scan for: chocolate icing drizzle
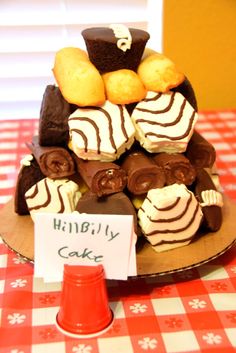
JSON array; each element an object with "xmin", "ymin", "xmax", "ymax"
[
  {"xmin": 136, "ymin": 98, "xmax": 187, "ymax": 128},
  {"xmin": 26, "ymin": 179, "xmax": 51, "ymax": 211},
  {"xmin": 70, "ymin": 116, "xmax": 101, "ymax": 154},
  {"xmin": 69, "ymin": 105, "xmax": 133, "ymax": 155},
  {"xmin": 70, "ymin": 128, "xmax": 88, "ymax": 152},
  {"xmin": 145, "ymin": 111, "xmax": 196, "ymax": 140},
  {"xmin": 147, "ymin": 192, "xmax": 193, "ymax": 223},
  {"xmin": 136, "ymin": 92, "xmax": 176, "ymax": 114},
  {"xmin": 146, "ymin": 202, "xmax": 201, "ymax": 238},
  {"xmin": 26, "ymin": 179, "xmax": 68, "ymax": 212},
  {"xmin": 152, "ymin": 196, "xmax": 181, "ymax": 211},
  {"xmin": 133, "ymin": 91, "xmax": 197, "ymax": 144}
]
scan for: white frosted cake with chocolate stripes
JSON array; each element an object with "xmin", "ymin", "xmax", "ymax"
[
  {"xmin": 138, "ymin": 184, "xmax": 203, "ymax": 252},
  {"xmin": 14, "ymin": 24, "xmax": 224, "ymax": 253},
  {"xmin": 131, "ymin": 91, "xmax": 198, "ymax": 153},
  {"xmin": 68, "ymin": 100, "xmax": 135, "ymax": 161}
]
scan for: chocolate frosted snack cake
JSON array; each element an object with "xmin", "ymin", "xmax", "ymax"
[
  {"xmin": 39, "ymin": 85, "xmax": 70, "ymax": 146},
  {"xmin": 14, "ymin": 24, "xmax": 224, "ymax": 253}
]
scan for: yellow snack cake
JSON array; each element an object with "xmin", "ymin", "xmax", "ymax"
[
  {"xmin": 138, "ymin": 53, "xmax": 185, "ymax": 93},
  {"xmin": 53, "ymin": 47, "xmax": 106, "ymax": 107},
  {"xmin": 103, "ymin": 69, "xmax": 146, "ymax": 104}
]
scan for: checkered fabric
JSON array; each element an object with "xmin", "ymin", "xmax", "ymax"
[{"xmin": 0, "ymin": 113, "xmax": 236, "ymax": 353}]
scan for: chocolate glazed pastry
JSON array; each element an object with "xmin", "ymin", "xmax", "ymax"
[
  {"xmin": 27, "ymin": 136, "xmax": 75, "ymax": 179},
  {"xmin": 171, "ymin": 76, "xmax": 198, "ymax": 111},
  {"xmin": 152, "ymin": 153, "xmax": 196, "ymax": 186},
  {"xmin": 185, "ymin": 130, "xmax": 216, "ymax": 169},
  {"xmin": 73, "ymin": 155, "xmax": 127, "ymax": 197},
  {"xmin": 14, "ymin": 158, "xmax": 45, "ymax": 215},
  {"xmin": 121, "ymin": 150, "xmax": 166, "ymax": 194},
  {"xmin": 194, "ymin": 168, "xmax": 222, "ymax": 232},
  {"xmin": 39, "ymin": 85, "xmax": 70, "ymax": 146},
  {"xmin": 76, "ymin": 191, "xmax": 138, "ymax": 233}
]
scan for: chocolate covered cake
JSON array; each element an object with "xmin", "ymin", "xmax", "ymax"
[{"xmin": 14, "ymin": 24, "xmax": 223, "ymax": 253}]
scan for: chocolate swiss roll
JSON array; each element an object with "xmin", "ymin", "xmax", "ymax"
[
  {"xmin": 15, "ymin": 157, "xmax": 45, "ymax": 215},
  {"xmin": 121, "ymin": 150, "xmax": 165, "ymax": 195},
  {"xmin": 152, "ymin": 153, "xmax": 196, "ymax": 186},
  {"xmin": 82, "ymin": 26, "xmax": 150, "ymax": 74},
  {"xmin": 39, "ymin": 85, "xmax": 70, "ymax": 146},
  {"xmin": 194, "ymin": 168, "xmax": 223, "ymax": 232},
  {"xmin": 185, "ymin": 130, "xmax": 216, "ymax": 169},
  {"xmin": 73, "ymin": 156, "xmax": 127, "ymax": 197},
  {"xmin": 27, "ymin": 136, "xmax": 75, "ymax": 179}
]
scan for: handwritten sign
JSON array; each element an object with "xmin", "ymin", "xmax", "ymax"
[{"xmin": 34, "ymin": 213, "xmax": 136, "ymax": 281}]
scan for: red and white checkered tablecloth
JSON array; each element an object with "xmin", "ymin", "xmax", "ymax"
[{"xmin": 0, "ymin": 112, "xmax": 236, "ymax": 353}]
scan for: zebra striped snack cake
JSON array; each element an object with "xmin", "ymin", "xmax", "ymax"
[
  {"xmin": 131, "ymin": 91, "xmax": 198, "ymax": 153},
  {"xmin": 138, "ymin": 184, "xmax": 203, "ymax": 252},
  {"xmin": 68, "ymin": 100, "xmax": 135, "ymax": 162},
  {"xmin": 25, "ymin": 177, "xmax": 81, "ymax": 221}
]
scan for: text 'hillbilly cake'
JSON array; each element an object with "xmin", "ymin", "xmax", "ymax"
[{"xmin": 14, "ymin": 24, "xmax": 223, "ymax": 253}]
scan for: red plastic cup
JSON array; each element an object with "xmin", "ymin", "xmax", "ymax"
[{"xmin": 56, "ymin": 264, "xmax": 113, "ymax": 338}]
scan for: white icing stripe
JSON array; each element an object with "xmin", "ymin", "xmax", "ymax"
[
  {"xmin": 109, "ymin": 24, "xmax": 132, "ymax": 52},
  {"xmin": 200, "ymin": 189, "xmax": 223, "ymax": 207}
]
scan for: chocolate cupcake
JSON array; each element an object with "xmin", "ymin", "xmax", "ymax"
[{"xmin": 82, "ymin": 25, "xmax": 150, "ymax": 74}]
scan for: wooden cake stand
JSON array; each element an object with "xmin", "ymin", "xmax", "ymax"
[{"xmin": 0, "ymin": 197, "xmax": 236, "ymax": 277}]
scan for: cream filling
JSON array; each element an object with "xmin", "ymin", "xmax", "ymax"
[
  {"xmin": 200, "ymin": 189, "xmax": 223, "ymax": 207},
  {"xmin": 109, "ymin": 24, "xmax": 132, "ymax": 52},
  {"xmin": 20, "ymin": 154, "xmax": 33, "ymax": 166}
]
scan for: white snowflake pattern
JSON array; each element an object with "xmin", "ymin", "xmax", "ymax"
[
  {"xmin": 72, "ymin": 344, "xmax": 92, "ymax": 353},
  {"xmin": 12, "ymin": 256, "xmax": 26, "ymax": 265},
  {"xmin": 202, "ymin": 333, "xmax": 222, "ymax": 345},
  {"xmin": 10, "ymin": 279, "xmax": 27, "ymax": 288},
  {"xmin": 188, "ymin": 298, "xmax": 207, "ymax": 309},
  {"xmin": 7, "ymin": 313, "xmax": 26, "ymax": 325},
  {"xmin": 138, "ymin": 337, "xmax": 158, "ymax": 350},
  {"xmin": 130, "ymin": 303, "xmax": 148, "ymax": 314}
]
